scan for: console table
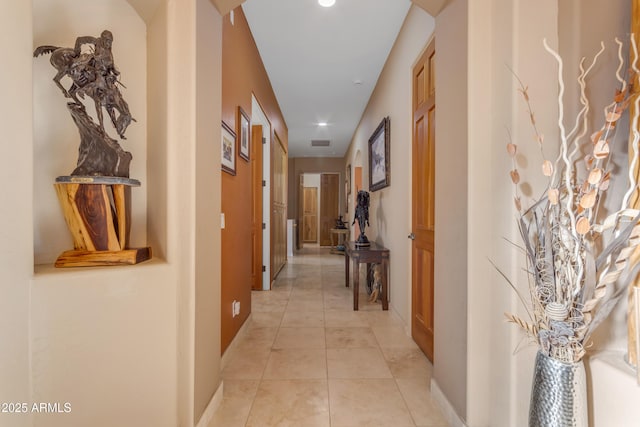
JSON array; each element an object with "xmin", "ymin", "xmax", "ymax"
[
  {"xmin": 330, "ymin": 228, "xmax": 350, "ymax": 255},
  {"xmin": 344, "ymin": 242, "xmax": 389, "ymax": 310}
]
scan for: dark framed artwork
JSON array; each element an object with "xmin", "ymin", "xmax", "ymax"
[
  {"xmin": 345, "ymin": 180, "xmax": 349, "ymax": 214},
  {"xmin": 221, "ymin": 121, "xmax": 236, "ymax": 175},
  {"xmin": 368, "ymin": 116, "xmax": 390, "ymax": 192},
  {"xmin": 237, "ymin": 106, "xmax": 250, "ymax": 161},
  {"xmin": 345, "ymin": 164, "xmax": 351, "ymax": 213}
]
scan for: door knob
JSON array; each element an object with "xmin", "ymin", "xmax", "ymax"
[{"xmin": 408, "ymin": 233, "xmax": 415, "ymax": 240}]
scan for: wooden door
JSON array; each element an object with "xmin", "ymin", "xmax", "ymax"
[
  {"xmin": 271, "ymin": 133, "xmax": 287, "ymax": 279},
  {"xmin": 319, "ymin": 173, "xmax": 339, "ymax": 246},
  {"xmin": 297, "ymin": 174, "xmax": 304, "ymax": 249},
  {"xmin": 302, "ymin": 187, "xmax": 318, "ymax": 242},
  {"xmin": 251, "ymin": 125, "xmax": 263, "ymax": 291},
  {"xmin": 411, "ymin": 40, "xmax": 435, "ymax": 362}
]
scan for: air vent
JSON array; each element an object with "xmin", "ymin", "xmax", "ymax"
[{"xmin": 311, "ymin": 140, "xmax": 331, "ymax": 147}]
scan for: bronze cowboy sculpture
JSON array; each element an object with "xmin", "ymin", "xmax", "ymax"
[
  {"xmin": 34, "ymin": 30, "xmax": 135, "ymax": 177},
  {"xmin": 34, "ymin": 30, "xmax": 151, "ymax": 267}
]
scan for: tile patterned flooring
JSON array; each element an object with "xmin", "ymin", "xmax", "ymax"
[{"xmin": 209, "ymin": 249, "xmax": 449, "ymax": 427}]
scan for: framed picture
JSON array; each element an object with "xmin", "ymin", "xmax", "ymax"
[
  {"xmin": 221, "ymin": 121, "xmax": 236, "ymax": 175},
  {"xmin": 237, "ymin": 106, "xmax": 250, "ymax": 161},
  {"xmin": 345, "ymin": 164, "xmax": 351, "ymax": 213},
  {"xmin": 345, "ymin": 181, "xmax": 349, "ymax": 213},
  {"xmin": 368, "ymin": 116, "xmax": 390, "ymax": 192}
]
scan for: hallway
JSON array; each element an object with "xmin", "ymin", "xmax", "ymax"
[{"xmin": 209, "ymin": 249, "xmax": 448, "ymax": 426}]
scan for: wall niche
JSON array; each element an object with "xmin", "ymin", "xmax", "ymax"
[{"xmin": 32, "ymin": 0, "xmax": 168, "ymax": 268}]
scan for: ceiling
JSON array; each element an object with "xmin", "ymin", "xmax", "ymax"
[{"xmin": 242, "ymin": 0, "xmax": 412, "ymax": 158}]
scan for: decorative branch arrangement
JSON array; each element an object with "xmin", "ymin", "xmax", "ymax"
[{"xmin": 504, "ymin": 37, "xmax": 640, "ymax": 363}]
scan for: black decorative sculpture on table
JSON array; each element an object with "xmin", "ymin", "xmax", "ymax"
[
  {"xmin": 352, "ymin": 190, "xmax": 370, "ymax": 247},
  {"xmin": 335, "ymin": 215, "xmax": 347, "ymax": 229},
  {"xmin": 34, "ymin": 30, "xmax": 135, "ymax": 177}
]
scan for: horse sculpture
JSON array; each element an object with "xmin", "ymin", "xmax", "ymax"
[
  {"xmin": 34, "ymin": 30, "xmax": 135, "ymax": 177},
  {"xmin": 33, "ymin": 46, "xmax": 84, "ymax": 102},
  {"xmin": 33, "ymin": 30, "xmax": 134, "ymax": 140}
]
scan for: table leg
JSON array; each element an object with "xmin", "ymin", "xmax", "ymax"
[
  {"xmin": 345, "ymin": 252, "xmax": 350, "ymax": 287},
  {"xmin": 382, "ymin": 259, "xmax": 389, "ymax": 310},
  {"xmin": 353, "ymin": 259, "xmax": 360, "ymax": 310}
]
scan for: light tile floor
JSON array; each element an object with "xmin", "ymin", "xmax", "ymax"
[{"xmin": 209, "ymin": 248, "xmax": 449, "ymax": 427}]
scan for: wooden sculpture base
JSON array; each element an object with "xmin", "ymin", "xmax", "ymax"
[
  {"xmin": 55, "ymin": 248, "xmax": 152, "ymax": 268},
  {"xmin": 54, "ymin": 176, "xmax": 151, "ymax": 268}
]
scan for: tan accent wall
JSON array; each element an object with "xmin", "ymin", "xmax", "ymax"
[{"xmin": 221, "ymin": 6, "xmax": 287, "ymax": 353}]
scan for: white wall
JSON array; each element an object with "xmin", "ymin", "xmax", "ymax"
[
  {"xmin": 344, "ymin": 5, "xmax": 435, "ymax": 329},
  {"xmin": 194, "ymin": 0, "xmax": 223, "ymax": 421},
  {"xmin": 558, "ymin": 0, "xmax": 633, "ymax": 354},
  {"xmin": 0, "ymin": 1, "xmax": 33, "ymax": 427},
  {"xmin": 556, "ymin": 1, "xmax": 640, "ymax": 426},
  {"xmin": 461, "ymin": 0, "xmax": 564, "ymax": 424},
  {"xmin": 432, "ymin": 0, "xmax": 469, "ymax": 420}
]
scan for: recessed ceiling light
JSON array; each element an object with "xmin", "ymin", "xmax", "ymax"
[
  {"xmin": 318, "ymin": 122, "xmax": 328, "ymax": 127},
  {"xmin": 318, "ymin": 0, "xmax": 336, "ymax": 7}
]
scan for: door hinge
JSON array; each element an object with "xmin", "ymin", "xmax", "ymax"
[
  {"xmin": 262, "ymin": 137, "xmax": 266, "ymax": 145},
  {"xmin": 262, "ymin": 223, "xmax": 266, "ymax": 230},
  {"xmin": 262, "ymin": 265, "xmax": 266, "ymax": 272},
  {"xmin": 262, "ymin": 180, "xmax": 266, "ymax": 187}
]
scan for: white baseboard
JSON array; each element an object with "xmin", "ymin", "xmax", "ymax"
[
  {"xmin": 195, "ymin": 381, "xmax": 224, "ymax": 427},
  {"xmin": 197, "ymin": 310, "xmax": 255, "ymax": 426},
  {"xmin": 431, "ymin": 378, "xmax": 467, "ymax": 427}
]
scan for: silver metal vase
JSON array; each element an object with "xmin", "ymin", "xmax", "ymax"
[{"xmin": 529, "ymin": 351, "xmax": 587, "ymax": 427}]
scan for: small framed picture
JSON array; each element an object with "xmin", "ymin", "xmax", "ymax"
[
  {"xmin": 237, "ymin": 106, "xmax": 250, "ymax": 161},
  {"xmin": 368, "ymin": 116, "xmax": 390, "ymax": 192},
  {"xmin": 221, "ymin": 121, "xmax": 236, "ymax": 175}
]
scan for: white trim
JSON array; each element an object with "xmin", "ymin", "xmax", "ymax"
[
  {"xmin": 195, "ymin": 381, "xmax": 224, "ymax": 427},
  {"xmin": 431, "ymin": 378, "xmax": 467, "ymax": 427}
]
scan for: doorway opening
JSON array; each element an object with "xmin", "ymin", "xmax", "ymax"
[{"xmin": 298, "ymin": 172, "xmax": 340, "ymax": 249}]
